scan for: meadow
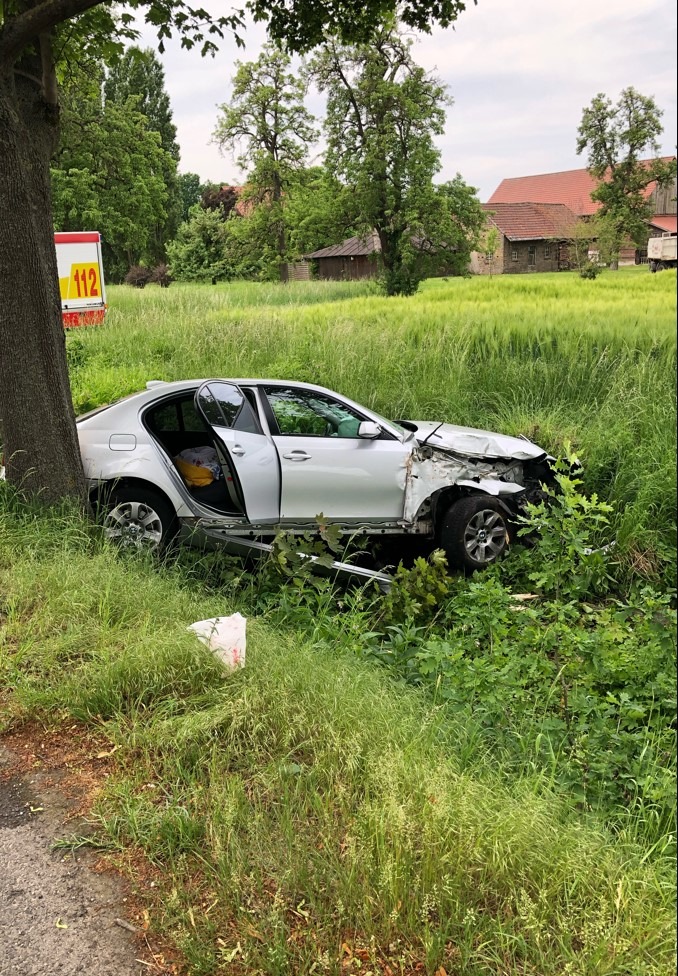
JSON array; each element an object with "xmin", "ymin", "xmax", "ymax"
[
  {"xmin": 69, "ymin": 268, "xmax": 677, "ymax": 576},
  {"xmin": 1, "ymin": 268, "xmax": 676, "ymax": 974}
]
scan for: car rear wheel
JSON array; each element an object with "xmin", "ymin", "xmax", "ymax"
[
  {"xmin": 102, "ymin": 487, "xmax": 177, "ymax": 553},
  {"xmin": 440, "ymin": 496, "xmax": 512, "ymax": 570}
]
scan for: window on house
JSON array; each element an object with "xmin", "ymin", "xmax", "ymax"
[
  {"xmin": 528, "ymin": 246, "xmax": 536, "ymax": 266},
  {"xmin": 544, "ymin": 244, "xmax": 551, "ymax": 259},
  {"xmin": 511, "ymin": 249, "xmax": 518, "ymax": 261}
]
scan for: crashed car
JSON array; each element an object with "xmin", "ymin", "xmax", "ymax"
[{"xmin": 76, "ymin": 378, "xmax": 554, "ymax": 580}]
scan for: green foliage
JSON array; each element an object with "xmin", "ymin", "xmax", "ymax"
[
  {"xmin": 51, "ymin": 64, "xmax": 173, "ymax": 280},
  {"xmin": 104, "ymin": 46, "xmax": 182, "ymax": 252},
  {"xmin": 576, "ymin": 87, "xmax": 677, "ymax": 261},
  {"xmin": 166, "ymin": 206, "xmax": 231, "ymax": 282},
  {"xmin": 2, "ymin": 478, "xmax": 676, "ymax": 974},
  {"xmin": 284, "ymin": 167, "xmax": 360, "ymax": 259},
  {"xmin": 516, "ymin": 450, "xmax": 614, "ymax": 600},
  {"xmin": 380, "ymin": 549, "xmax": 451, "ymax": 622},
  {"xmin": 311, "ymin": 24, "xmax": 483, "ymax": 296},
  {"xmin": 579, "ymin": 259, "xmax": 603, "ymax": 279},
  {"xmin": 177, "ymin": 172, "xmax": 205, "ymax": 223},
  {"xmin": 104, "ymin": 47, "xmax": 179, "ymax": 160},
  {"xmin": 212, "ymin": 44, "xmax": 318, "ymax": 269}
]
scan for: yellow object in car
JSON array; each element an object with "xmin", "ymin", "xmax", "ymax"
[{"xmin": 175, "ymin": 457, "xmax": 214, "ymax": 487}]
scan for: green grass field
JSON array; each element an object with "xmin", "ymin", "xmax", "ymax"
[
  {"xmin": 1, "ymin": 501, "xmax": 675, "ymax": 975},
  {"xmin": 1, "ymin": 268, "xmax": 675, "ymax": 974},
  {"xmin": 69, "ymin": 268, "xmax": 677, "ymax": 576}
]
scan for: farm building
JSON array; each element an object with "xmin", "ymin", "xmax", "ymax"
[
  {"xmin": 470, "ymin": 202, "xmax": 579, "ymax": 275},
  {"xmin": 304, "ymin": 232, "xmax": 381, "ymax": 280},
  {"xmin": 485, "ymin": 161, "xmax": 677, "ymax": 266}
]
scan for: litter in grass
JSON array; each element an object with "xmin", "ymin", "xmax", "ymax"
[{"xmin": 188, "ymin": 613, "xmax": 247, "ymax": 670}]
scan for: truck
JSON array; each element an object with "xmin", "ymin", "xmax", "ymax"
[
  {"xmin": 647, "ymin": 232, "xmax": 677, "ymax": 272},
  {"xmin": 55, "ymin": 231, "xmax": 107, "ymax": 327}
]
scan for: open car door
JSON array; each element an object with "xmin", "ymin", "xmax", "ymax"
[{"xmin": 195, "ymin": 381, "xmax": 280, "ymax": 523}]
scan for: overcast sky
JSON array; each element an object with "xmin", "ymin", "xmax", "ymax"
[{"xmin": 139, "ymin": 0, "xmax": 677, "ymax": 201}]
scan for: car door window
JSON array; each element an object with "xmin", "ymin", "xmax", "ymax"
[
  {"xmin": 264, "ymin": 386, "xmax": 364, "ymax": 438},
  {"xmin": 199, "ymin": 382, "xmax": 261, "ymax": 434}
]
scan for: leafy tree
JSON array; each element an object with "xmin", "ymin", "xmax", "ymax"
[
  {"xmin": 310, "ymin": 24, "xmax": 476, "ymax": 295},
  {"xmin": 0, "ymin": 0, "xmax": 470, "ymax": 504},
  {"xmin": 576, "ymin": 87, "xmax": 677, "ymax": 269},
  {"xmin": 104, "ymin": 46, "xmax": 182, "ymax": 257},
  {"xmin": 166, "ymin": 205, "xmax": 231, "ymax": 282},
  {"xmin": 284, "ymin": 167, "xmax": 359, "ymax": 258},
  {"xmin": 52, "ymin": 64, "xmax": 172, "ymax": 280},
  {"xmin": 213, "ymin": 44, "xmax": 319, "ymax": 278},
  {"xmin": 201, "ymin": 184, "xmax": 240, "ymax": 220},
  {"xmin": 104, "ymin": 46, "xmax": 179, "ymax": 160},
  {"xmin": 177, "ymin": 172, "xmax": 205, "ymax": 222}
]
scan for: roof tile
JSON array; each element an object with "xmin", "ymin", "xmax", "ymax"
[{"xmin": 483, "ymin": 202, "xmax": 578, "ymax": 241}]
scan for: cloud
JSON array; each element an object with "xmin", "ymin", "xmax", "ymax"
[{"xmin": 136, "ymin": 0, "xmax": 677, "ymax": 198}]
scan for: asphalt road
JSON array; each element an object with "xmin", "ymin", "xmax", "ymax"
[{"xmin": 0, "ymin": 748, "xmax": 143, "ymax": 976}]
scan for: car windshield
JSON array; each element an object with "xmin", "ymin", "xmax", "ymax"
[{"xmin": 368, "ymin": 409, "xmax": 410, "ymax": 439}]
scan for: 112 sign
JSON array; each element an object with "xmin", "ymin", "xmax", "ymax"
[{"xmin": 67, "ymin": 263, "xmax": 100, "ymax": 300}]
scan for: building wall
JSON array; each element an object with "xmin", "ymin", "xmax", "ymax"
[
  {"xmin": 500, "ymin": 238, "xmax": 563, "ymax": 274},
  {"xmin": 315, "ymin": 255, "xmax": 379, "ymax": 280},
  {"xmin": 651, "ymin": 177, "xmax": 677, "ymax": 216},
  {"xmin": 469, "ymin": 235, "xmax": 505, "ymax": 274}
]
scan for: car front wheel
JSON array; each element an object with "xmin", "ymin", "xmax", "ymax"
[
  {"xmin": 102, "ymin": 487, "xmax": 177, "ymax": 553},
  {"xmin": 440, "ymin": 496, "xmax": 512, "ymax": 570}
]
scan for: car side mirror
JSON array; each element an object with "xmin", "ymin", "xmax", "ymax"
[{"xmin": 358, "ymin": 421, "xmax": 381, "ymax": 439}]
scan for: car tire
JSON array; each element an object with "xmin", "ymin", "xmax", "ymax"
[
  {"xmin": 440, "ymin": 496, "xmax": 512, "ymax": 571},
  {"xmin": 102, "ymin": 486, "xmax": 177, "ymax": 553}
]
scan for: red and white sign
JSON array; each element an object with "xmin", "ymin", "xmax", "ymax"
[{"xmin": 55, "ymin": 231, "xmax": 107, "ymax": 328}]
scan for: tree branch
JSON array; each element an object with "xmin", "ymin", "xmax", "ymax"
[{"xmin": 0, "ymin": 0, "xmax": 103, "ymax": 66}]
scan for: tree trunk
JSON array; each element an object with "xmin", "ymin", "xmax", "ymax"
[{"xmin": 0, "ymin": 59, "xmax": 87, "ymax": 504}]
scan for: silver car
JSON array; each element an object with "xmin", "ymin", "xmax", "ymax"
[{"xmin": 77, "ymin": 378, "xmax": 554, "ymax": 578}]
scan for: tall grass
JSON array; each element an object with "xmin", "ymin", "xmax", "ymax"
[
  {"xmin": 1, "ymin": 495, "xmax": 675, "ymax": 975},
  {"xmin": 69, "ymin": 269, "xmax": 676, "ymax": 575}
]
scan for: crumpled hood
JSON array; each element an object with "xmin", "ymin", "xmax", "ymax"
[{"xmin": 408, "ymin": 421, "xmax": 547, "ymax": 461}]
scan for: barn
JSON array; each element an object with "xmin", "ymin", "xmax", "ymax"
[
  {"xmin": 485, "ymin": 161, "xmax": 677, "ymax": 266},
  {"xmin": 304, "ymin": 232, "xmax": 381, "ymax": 280},
  {"xmin": 470, "ymin": 202, "xmax": 578, "ymax": 275}
]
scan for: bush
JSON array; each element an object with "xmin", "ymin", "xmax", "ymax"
[
  {"xmin": 579, "ymin": 260, "xmax": 603, "ymax": 279},
  {"xmin": 124, "ymin": 265, "xmax": 152, "ymax": 288},
  {"xmin": 149, "ymin": 264, "xmax": 172, "ymax": 288}
]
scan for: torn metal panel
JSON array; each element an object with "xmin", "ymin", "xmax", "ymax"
[{"xmin": 403, "ymin": 447, "xmax": 525, "ymax": 523}]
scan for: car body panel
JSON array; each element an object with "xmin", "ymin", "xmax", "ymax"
[
  {"xmin": 210, "ymin": 425, "xmax": 280, "ymax": 522},
  {"xmin": 408, "ymin": 420, "xmax": 547, "ymax": 461},
  {"xmin": 274, "ymin": 433, "xmax": 410, "ymax": 520},
  {"xmin": 71, "ymin": 378, "xmax": 551, "ymax": 547}
]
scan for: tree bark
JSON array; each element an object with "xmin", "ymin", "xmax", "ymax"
[{"xmin": 0, "ymin": 47, "xmax": 87, "ymax": 504}]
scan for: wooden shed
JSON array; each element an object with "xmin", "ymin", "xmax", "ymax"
[{"xmin": 304, "ymin": 232, "xmax": 381, "ymax": 280}]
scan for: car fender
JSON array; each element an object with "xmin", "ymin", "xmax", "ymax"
[
  {"xmin": 82, "ymin": 445, "xmax": 194, "ymax": 517},
  {"xmin": 404, "ymin": 451, "xmax": 525, "ymax": 524}
]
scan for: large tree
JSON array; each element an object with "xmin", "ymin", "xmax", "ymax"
[
  {"xmin": 310, "ymin": 23, "xmax": 474, "ymax": 295},
  {"xmin": 52, "ymin": 62, "xmax": 172, "ymax": 279},
  {"xmin": 0, "ymin": 0, "xmax": 470, "ymax": 504},
  {"xmin": 212, "ymin": 43, "xmax": 318, "ymax": 278},
  {"xmin": 104, "ymin": 46, "xmax": 182, "ymax": 256},
  {"xmin": 576, "ymin": 87, "xmax": 676, "ymax": 268}
]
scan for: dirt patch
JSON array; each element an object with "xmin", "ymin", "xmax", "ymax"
[{"xmin": 0, "ymin": 723, "xmax": 179, "ymax": 976}]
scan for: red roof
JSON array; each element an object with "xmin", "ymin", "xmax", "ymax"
[
  {"xmin": 483, "ymin": 202, "xmax": 578, "ymax": 241},
  {"xmin": 488, "ymin": 159, "xmax": 675, "ymax": 217},
  {"xmin": 650, "ymin": 215, "xmax": 677, "ymax": 234}
]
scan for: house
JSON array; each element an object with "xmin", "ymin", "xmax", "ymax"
[
  {"xmin": 304, "ymin": 232, "xmax": 381, "ymax": 280},
  {"xmin": 470, "ymin": 202, "xmax": 579, "ymax": 275},
  {"xmin": 486, "ymin": 161, "xmax": 677, "ymax": 265}
]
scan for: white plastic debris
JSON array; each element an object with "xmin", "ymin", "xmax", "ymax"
[{"xmin": 188, "ymin": 613, "xmax": 246, "ymax": 670}]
